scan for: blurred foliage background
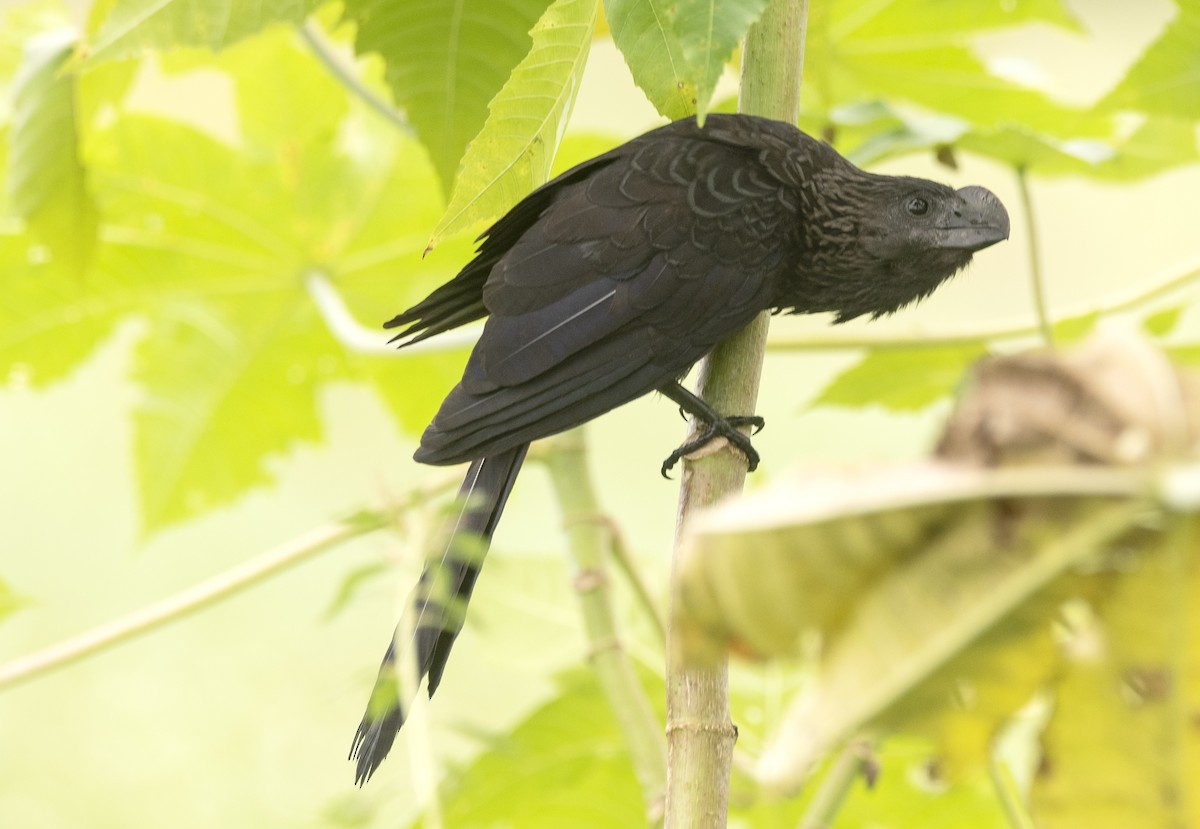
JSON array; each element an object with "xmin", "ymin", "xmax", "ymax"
[{"xmin": 0, "ymin": 0, "xmax": 1198, "ymax": 826}]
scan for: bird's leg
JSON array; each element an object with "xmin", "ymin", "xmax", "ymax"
[{"xmin": 657, "ymin": 381, "xmax": 764, "ymax": 477}]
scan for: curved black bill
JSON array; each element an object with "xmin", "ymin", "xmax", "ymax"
[{"xmin": 937, "ymin": 185, "xmax": 1010, "ymax": 251}]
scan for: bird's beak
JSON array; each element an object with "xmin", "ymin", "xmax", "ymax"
[{"xmin": 936, "ymin": 185, "xmax": 1010, "ymax": 251}]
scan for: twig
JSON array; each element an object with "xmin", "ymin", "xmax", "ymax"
[
  {"xmin": 990, "ymin": 759, "xmax": 1037, "ymax": 829},
  {"xmin": 539, "ymin": 429, "xmax": 668, "ymax": 824},
  {"xmin": 305, "ymin": 270, "xmax": 478, "ymax": 355},
  {"xmin": 297, "ymin": 21, "xmax": 414, "ymax": 136},
  {"xmin": 797, "ymin": 738, "xmax": 877, "ymax": 829},
  {"xmin": 601, "ymin": 514, "xmax": 668, "ymax": 645},
  {"xmin": 1016, "ymin": 167, "xmax": 1055, "ymax": 349},
  {"xmin": 0, "ymin": 514, "xmax": 388, "ymax": 691}
]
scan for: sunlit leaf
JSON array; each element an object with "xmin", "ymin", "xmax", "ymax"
[
  {"xmin": 222, "ymin": 29, "xmax": 348, "ymax": 149},
  {"xmin": 323, "ymin": 561, "xmax": 389, "ymax": 620},
  {"xmin": 1143, "ymin": 306, "xmax": 1183, "ymax": 337},
  {"xmin": 604, "ymin": 0, "xmax": 769, "ymax": 121},
  {"xmin": 677, "ymin": 456, "xmax": 1154, "ymax": 791},
  {"xmin": 1, "ymin": 32, "xmax": 466, "ymax": 530},
  {"xmin": 1168, "ymin": 345, "xmax": 1200, "ymax": 366},
  {"xmin": 813, "ymin": 344, "xmax": 987, "ymax": 412},
  {"xmin": 1, "ymin": 4, "xmax": 74, "ymax": 118},
  {"xmin": 730, "ymin": 736, "xmax": 1013, "ymax": 828},
  {"xmin": 957, "ymin": 118, "xmax": 1200, "ymax": 180},
  {"xmin": 7, "ymin": 30, "xmax": 97, "ymax": 275},
  {"xmin": 85, "ymin": 0, "xmax": 322, "ymax": 63},
  {"xmin": 1031, "ymin": 523, "xmax": 1200, "ymax": 828},
  {"xmin": 420, "ymin": 668, "xmax": 650, "ymax": 828},
  {"xmin": 804, "ymin": 0, "xmax": 1085, "ymax": 134},
  {"xmin": 813, "ymin": 101, "xmax": 1199, "ymax": 182},
  {"xmin": 1053, "ymin": 311, "xmax": 1098, "ymax": 343},
  {"xmin": 1103, "ymin": 4, "xmax": 1200, "ymax": 118},
  {"xmin": 343, "ymin": 0, "xmax": 551, "ymax": 196},
  {"xmin": 0, "ymin": 576, "xmax": 32, "ymax": 624},
  {"xmin": 430, "ymin": 0, "xmax": 597, "ymax": 247}
]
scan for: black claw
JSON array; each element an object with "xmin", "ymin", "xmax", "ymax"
[
  {"xmin": 661, "ymin": 454, "xmax": 680, "ymax": 479},
  {"xmin": 660, "ymin": 415, "xmax": 763, "ymax": 474},
  {"xmin": 657, "ymin": 382, "xmax": 765, "ymax": 475}
]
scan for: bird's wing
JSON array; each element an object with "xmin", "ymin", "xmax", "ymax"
[
  {"xmin": 382, "ymin": 154, "xmax": 620, "ymax": 345},
  {"xmin": 416, "ymin": 121, "xmax": 800, "ymax": 464}
]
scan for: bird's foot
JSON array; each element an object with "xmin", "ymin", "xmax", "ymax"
[{"xmin": 660, "ymin": 414, "xmax": 764, "ymax": 478}]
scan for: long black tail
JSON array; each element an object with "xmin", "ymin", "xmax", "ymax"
[{"xmin": 349, "ymin": 444, "xmax": 529, "ymax": 784}]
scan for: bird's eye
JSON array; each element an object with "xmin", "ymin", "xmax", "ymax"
[{"xmin": 905, "ymin": 196, "xmax": 929, "ymax": 216}]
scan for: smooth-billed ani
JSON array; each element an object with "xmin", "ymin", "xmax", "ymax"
[{"xmin": 350, "ymin": 114, "xmax": 1010, "ymax": 783}]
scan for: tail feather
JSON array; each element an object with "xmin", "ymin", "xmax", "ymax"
[{"xmin": 349, "ymin": 444, "xmax": 528, "ymax": 785}]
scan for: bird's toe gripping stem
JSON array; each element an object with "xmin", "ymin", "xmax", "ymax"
[
  {"xmin": 660, "ymin": 414, "xmax": 763, "ymax": 477},
  {"xmin": 658, "ymin": 382, "xmax": 765, "ymax": 477}
]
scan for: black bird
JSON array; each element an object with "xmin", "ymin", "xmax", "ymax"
[{"xmin": 350, "ymin": 114, "xmax": 1009, "ymax": 782}]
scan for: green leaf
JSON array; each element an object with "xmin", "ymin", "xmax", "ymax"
[
  {"xmin": 85, "ymin": 0, "xmax": 322, "ymax": 63},
  {"xmin": 804, "ymin": 0, "xmax": 1085, "ymax": 135},
  {"xmin": 1053, "ymin": 311, "xmax": 1099, "ymax": 343},
  {"xmin": 0, "ymin": 576, "xmax": 32, "ymax": 625},
  {"xmin": 957, "ymin": 118, "xmax": 1200, "ymax": 181},
  {"xmin": 604, "ymin": 0, "xmax": 769, "ymax": 121},
  {"xmin": 1168, "ymin": 344, "xmax": 1200, "ymax": 366},
  {"xmin": 420, "ymin": 668, "xmax": 650, "ymax": 828},
  {"xmin": 814, "ymin": 345, "xmax": 987, "ymax": 412},
  {"xmin": 131, "ymin": 290, "xmax": 332, "ymax": 527},
  {"xmin": 760, "ymin": 490, "xmax": 1145, "ymax": 791},
  {"xmin": 6, "ymin": 30, "xmax": 98, "ymax": 275},
  {"xmin": 1143, "ymin": 306, "xmax": 1183, "ymax": 337},
  {"xmin": 2, "ymin": 32, "xmax": 466, "ymax": 530},
  {"xmin": 1103, "ymin": 4, "xmax": 1200, "ymax": 118},
  {"xmin": 343, "ymin": 0, "xmax": 551, "ymax": 196},
  {"xmin": 223, "ymin": 29, "xmax": 349, "ymax": 149},
  {"xmin": 732, "ymin": 736, "xmax": 1014, "ymax": 829},
  {"xmin": 430, "ymin": 0, "xmax": 597, "ymax": 246},
  {"xmin": 816, "ymin": 100, "xmax": 1199, "ymax": 182},
  {"xmin": 677, "ymin": 457, "xmax": 1153, "ymax": 791},
  {"xmin": 1, "ymin": 4, "xmax": 74, "ymax": 116},
  {"xmin": 322, "ymin": 561, "xmax": 389, "ymax": 620},
  {"xmin": 1031, "ymin": 522, "xmax": 1200, "ymax": 828}
]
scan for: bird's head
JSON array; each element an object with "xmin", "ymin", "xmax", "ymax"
[
  {"xmin": 859, "ymin": 180, "xmax": 1009, "ymax": 265},
  {"xmin": 796, "ymin": 170, "xmax": 1010, "ymax": 322}
]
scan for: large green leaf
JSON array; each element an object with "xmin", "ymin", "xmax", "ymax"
[
  {"xmin": 813, "ymin": 344, "xmax": 987, "ymax": 412},
  {"xmin": 957, "ymin": 117, "xmax": 1200, "ymax": 180},
  {"xmin": 1103, "ymin": 3, "xmax": 1200, "ymax": 118},
  {"xmin": 827, "ymin": 101, "xmax": 1200, "ymax": 181},
  {"xmin": 6, "ymin": 30, "xmax": 97, "ymax": 275},
  {"xmin": 85, "ymin": 0, "xmax": 322, "ymax": 63},
  {"xmin": 677, "ymin": 456, "xmax": 1154, "ymax": 793},
  {"xmin": 410, "ymin": 669, "xmax": 649, "ymax": 828},
  {"xmin": 1, "ymin": 4, "xmax": 74, "ymax": 118},
  {"xmin": 1, "ymin": 33, "xmax": 465, "ymax": 530},
  {"xmin": 1031, "ymin": 521, "xmax": 1200, "ymax": 828},
  {"xmin": 604, "ymin": 0, "xmax": 770, "ymax": 121},
  {"xmin": 343, "ymin": 0, "xmax": 552, "ymax": 196},
  {"xmin": 804, "ymin": 0, "xmax": 1086, "ymax": 135},
  {"xmin": 430, "ymin": 0, "xmax": 597, "ymax": 246}
]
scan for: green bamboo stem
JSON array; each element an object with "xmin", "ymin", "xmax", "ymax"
[{"xmin": 664, "ymin": 2, "xmax": 809, "ymax": 826}]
